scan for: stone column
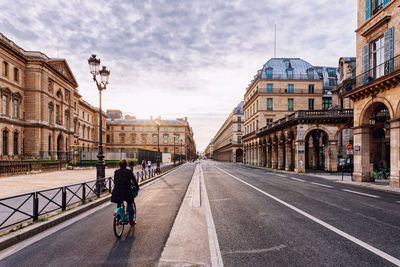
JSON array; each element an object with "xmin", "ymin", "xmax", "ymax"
[
  {"xmin": 285, "ymin": 141, "xmax": 293, "ymax": 171},
  {"xmin": 278, "ymin": 142, "xmax": 285, "ymax": 170},
  {"xmin": 272, "ymin": 143, "xmax": 278, "ymax": 169},
  {"xmin": 353, "ymin": 126, "xmax": 372, "ymax": 182},
  {"xmin": 390, "ymin": 120, "xmax": 400, "ymax": 187},
  {"xmin": 325, "ymin": 140, "xmax": 338, "ymax": 172},
  {"xmin": 294, "ymin": 140, "xmax": 305, "ymax": 173},
  {"xmin": 266, "ymin": 144, "xmax": 272, "ymax": 168},
  {"xmin": 263, "ymin": 143, "xmax": 267, "ymax": 167}
]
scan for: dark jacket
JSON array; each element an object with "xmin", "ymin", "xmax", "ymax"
[{"xmin": 111, "ymin": 168, "xmax": 139, "ymax": 203}]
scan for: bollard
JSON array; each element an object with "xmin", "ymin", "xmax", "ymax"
[
  {"xmin": 61, "ymin": 187, "xmax": 67, "ymax": 211},
  {"xmin": 108, "ymin": 178, "xmax": 112, "ymax": 193}
]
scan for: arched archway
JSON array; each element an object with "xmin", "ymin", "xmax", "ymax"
[
  {"xmin": 57, "ymin": 134, "xmax": 64, "ymax": 160},
  {"xmin": 278, "ymin": 133, "xmax": 286, "ymax": 170},
  {"xmin": 236, "ymin": 149, "xmax": 243, "ymax": 163},
  {"xmin": 305, "ymin": 129, "xmax": 328, "ymax": 171}
]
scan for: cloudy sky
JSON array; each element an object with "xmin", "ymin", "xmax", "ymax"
[{"xmin": 0, "ymin": 0, "xmax": 356, "ymax": 151}]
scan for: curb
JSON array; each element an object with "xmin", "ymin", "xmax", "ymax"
[{"xmin": 0, "ymin": 163, "xmax": 184, "ymax": 252}]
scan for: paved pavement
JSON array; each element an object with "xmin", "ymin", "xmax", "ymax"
[
  {"xmin": 0, "ymin": 164, "xmax": 172, "ymax": 198},
  {"xmin": 0, "ymin": 163, "xmax": 196, "ymax": 267},
  {"xmin": 1, "ymin": 160, "xmax": 399, "ymax": 266}
]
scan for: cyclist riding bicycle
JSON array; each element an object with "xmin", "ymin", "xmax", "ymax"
[{"xmin": 111, "ymin": 159, "xmax": 139, "ymax": 225}]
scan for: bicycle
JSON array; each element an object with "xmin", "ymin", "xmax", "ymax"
[
  {"xmin": 373, "ymin": 168, "xmax": 390, "ymax": 180},
  {"xmin": 113, "ymin": 201, "xmax": 136, "ymax": 238}
]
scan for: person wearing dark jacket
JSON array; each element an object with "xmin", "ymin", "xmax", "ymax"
[{"xmin": 111, "ymin": 159, "xmax": 139, "ymax": 225}]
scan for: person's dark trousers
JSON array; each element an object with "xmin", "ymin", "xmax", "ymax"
[{"xmin": 117, "ymin": 202, "xmax": 134, "ymax": 221}]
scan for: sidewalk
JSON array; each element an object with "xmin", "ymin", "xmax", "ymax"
[{"xmin": 0, "ymin": 163, "xmax": 173, "ymax": 199}]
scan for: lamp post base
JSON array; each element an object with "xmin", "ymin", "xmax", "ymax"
[{"xmin": 96, "ymin": 161, "xmax": 106, "ymax": 196}]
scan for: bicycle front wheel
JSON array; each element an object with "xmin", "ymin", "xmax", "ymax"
[{"xmin": 113, "ymin": 216, "xmax": 124, "ymax": 238}]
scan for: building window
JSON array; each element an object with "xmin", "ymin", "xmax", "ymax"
[
  {"xmin": 48, "ymin": 79, "xmax": 53, "ymax": 92},
  {"xmin": 287, "ymin": 84, "xmax": 294, "ymax": 93},
  {"xmin": 64, "ymin": 112, "xmax": 69, "ymax": 128},
  {"xmin": 2, "ymin": 61, "xmax": 8, "ymax": 77},
  {"xmin": 2, "ymin": 130, "xmax": 8, "ymax": 155},
  {"xmin": 307, "ymin": 69, "xmax": 314, "ymax": 80},
  {"xmin": 48, "ymin": 106, "xmax": 52, "ymax": 123},
  {"xmin": 238, "ymin": 125, "xmax": 242, "ymax": 131},
  {"xmin": 267, "ymin": 84, "xmax": 273, "ymax": 93},
  {"xmin": 175, "ymin": 147, "xmax": 179, "ymax": 153},
  {"xmin": 74, "ymin": 102, "xmax": 76, "ymax": 111},
  {"xmin": 55, "ymin": 105, "xmax": 60, "ymax": 125},
  {"xmin": 174, "ymin": 136, "xmax": 178, "ymax": 144},
  {"xmin": 328, "ymin": 78, "xmax": 336, "ymax": 86},
  {"xmin": 106, "ymin": 135, "xmax": 110, "ymax": 143},
  {"xmin": 308, "ymin": 99, "xmax": 314, "ymax": 110},
  {"xmin": 13, "ymin": 99, "xmax": 18, "ymax": 118},
  {"xmin": 13, "ymin": 132, "xmax": 18, "ymax": 155},
  {"xmin": 153, "ymin": 135, "xmax": 157, "ymax": 143},
  {"xmin": 266, "ymin": 118, "xmax": 273, "ymax": 125},
  {"xmin": 2, "ymin": 95, "xmax": 7, "ymax": 115},
  {"xmin": 322, "ymin": 98, "xmax": 332, "ymax": 110},
  {"xmin": 266, "ymin": 68, "xmax": 273, "ymax": 79},
  {"xmin": 288, "ymin": 99, "xmax": 294, "ymax": 111},
  {"xmin": 308, "ymin": 84, "xmax": 314, "ymax": 94},
  {"xmin": 164, "ymin": 148, "xmax": 168, "ymax": 153},
  {"xmin": 13, "ymin": 68, "xmax": 19, "ymax": 82},
  {"xmin": 48, "ymin": 135, "xmax": 51, "ymax": 152},
  {"xmin": 372, "ymin": 36, "xmax": 385, "ymax": 79},
  {"xmin": 121, "ymin": 126, "xmax": 124, "ymax": 130},
  {"xmin": 287, "ymin": 69, "xmax": 293, "ymax": 80},
  {"xmin": 267, "ymin": 98, "xmax": 273, "ymax": 110},
  {"xmin": 164, "ymin": 135, "xmax": 168, "ymax": 143},
  {"xmin": 238, "ymin": 136, "xmax": 242, "ymax": 144}
]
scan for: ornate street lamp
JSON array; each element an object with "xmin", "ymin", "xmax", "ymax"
[
  {"xmin": 88, "ymin": 54, "xmax": 110, "ymax": 195},
  {"xmin": 155, "ymin": 116, "xmax": 161, "ymax": 173}
]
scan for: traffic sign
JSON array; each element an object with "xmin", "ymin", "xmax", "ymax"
[{"xmin": 346, "ymin": 144, "xmax": 353, "ymax": 150}]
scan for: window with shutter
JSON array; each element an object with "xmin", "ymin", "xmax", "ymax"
[
  {"xmin": 365, "ymin": 0, "xmax": 371, "ymax": 20},
  {"xmin": 384, "ymin": 27, "xmax": 394, "ymax": 74},
  {"xmin": 362, "ymin": 44, "xmax": 370, "ymax": 84}
]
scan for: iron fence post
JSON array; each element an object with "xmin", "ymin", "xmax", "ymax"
[
  {"xmin": 33, "ymin": 192, "xmax": 39, "ymax": 221},
  {"xmin": 61, "ymin": 187, "xmax": 67, "ymax": 211},
  {"xmin": 82, "ymin": 183, "xmax": 86, "ymax": 204},
  {"xmin": 108, "ymin": 178, "xmax": 112, "ymax": 193}
]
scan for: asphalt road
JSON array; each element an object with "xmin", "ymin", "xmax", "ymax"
[
  {"xmin": 0, "ymin": 163, "xmax": 196, "ymax": 267},
  {"xmin": 202, "ymin": 161, "xmax": 400, "ymax": 267}
]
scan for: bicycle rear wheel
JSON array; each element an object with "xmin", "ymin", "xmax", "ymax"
[{"xmin": 113, "ymin": 216, "xmax": 124, "ymax": 238}]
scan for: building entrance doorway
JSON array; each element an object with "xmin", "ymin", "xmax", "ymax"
[
  {"xmin": 236, "ymin": 149, "xmax": 243, "ymax": 163},
  {"xmin": 305, "ymin": 129, "xmax": 328, "ymax": 171}
]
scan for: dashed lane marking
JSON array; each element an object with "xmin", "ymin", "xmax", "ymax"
[
  {"xmin": 275, "ymin": 174, "xmax": 287, "ymax": 177},
  {"xmin": 310, "ymin": 182, "xmax": 334, "ymax": 188},
  {"xmin": 396, "ymin": 201, "xmax": 400, "ymax": 204},
  {"xmin": 341, "ymin": 189, "xmax": 380, "ymax": 198},
  {"xmin": 290, "ymin": 177, "xmax": 306, "ymax": 183},
  {"xmin": 215, "ymin": 166, "xmax": 400, "ymax": 267}
]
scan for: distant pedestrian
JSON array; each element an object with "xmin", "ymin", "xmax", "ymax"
[
  {"xmin": 129, "ymin": 160, "xmax": 135, "ymax": 171},
  {"xmin": 142, "ymin": 159, "xmax": 146, "ymax": 170},
  {"xmin": 147, "ymin": 160, "xmax": 151, "ymax": 171},
  {"xmin": 299, "ymin": 159, "xmax": 304, "ymax": 172}
]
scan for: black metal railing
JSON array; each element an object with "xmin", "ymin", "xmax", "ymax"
[
  {"xmin": 242, "ymin": 131, "xmax": 256, "ymax": 140},
  {"xmin": 354, "ymin": 55, "xmax": 400, "ymax": 90},
  {"xmin": 0, "ymin": 162, "xmax": 182, "ymax": 232}
]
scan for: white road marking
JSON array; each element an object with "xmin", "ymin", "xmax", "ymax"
[
  {"xmin": 341, "ymin": 189, "xmax": 380, "ymax": 198},
  {"xmin": 290, "ymin": 177, "xmax": 306, "ymax": 183},
  {"xmin": 275, "ymin": 174, "xmax": 286, "ymax": 177},
  {"xmin": 223, "ymin": 244, "xmax": 286, "ymax": 255},
  {"xmin": 310, "ymin": 182, "xmax": 334, "ymax": 188},
  {"xmin": 215, "ymin": 166, "xmax": 400, "ymax": 267},
  {"xmin": 200, "ymin": 164, "xmax": 224, "ymax": 267},
  {"xmin": 396, "ymin": 201, "xmax": 400, "ymax": 204}
]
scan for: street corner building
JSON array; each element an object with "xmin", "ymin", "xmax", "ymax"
[
  {"xmin": 0, "ymin": 33, "xmax": 106, "ymax": 161},
  {"xmin": 343, "ymin": 0, "xmax": 400, "ymax": 187},
  {"xmin": 105, "ymin": 110, "xmax": 197, "ymax": 162},
  {"xmin": 208, "ymin": 101, "xmax": 244, "ymax": 162},
  {"xmin": 241, "ymin": 57, "xmax": 355, "ymax": 174}
]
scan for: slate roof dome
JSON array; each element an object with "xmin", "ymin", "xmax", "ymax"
[{"xmin": 260, "ymin": 58, "xmax": 319, "ymax": 79}]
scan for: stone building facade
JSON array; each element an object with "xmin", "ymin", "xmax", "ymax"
[
  {"xmin": 204, "ymin": 139, "xmax": 213, "ymax": 159},
  {"xmin": 344, "ymin": 0, "xmax": 400, "ymax": 187},
  {"xmin": 242, "ymin": 58, "xmax": 342, "ymax": 170},
  {"xmin": 0, "ymin": 33, "xmax": 104, "ymax": 160},
  {"xmin": 211, "ymin": 101, "xmax": 244, "ymax": 162},
  {"xmin": 105, "ymin": 110, "xmax": 197, "ymax": 161}
]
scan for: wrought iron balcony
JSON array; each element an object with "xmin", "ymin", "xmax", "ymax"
[{"xmin": 345, "ymin": 55, "xmax": 400, "ymax": 101}]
